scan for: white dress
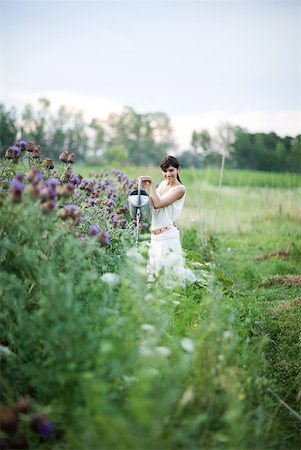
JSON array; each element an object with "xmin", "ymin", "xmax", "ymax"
[{"xmin": 147, "ymin": 181, "xmax": 193, "ymax": 283}]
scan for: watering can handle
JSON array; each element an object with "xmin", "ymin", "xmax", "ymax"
[{"xmin": 137, "ymin": 177, "xmax": 142, "ymax": 206}]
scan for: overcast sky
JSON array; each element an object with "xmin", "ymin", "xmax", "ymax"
[{"xmin": 0, "ymin": 0, "xmax": 300, "ymax": 149}]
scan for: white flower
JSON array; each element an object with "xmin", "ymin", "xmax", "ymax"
[
  {"xmin": 139, "ymin": 343, "xmax": 153, "ymax": 356},
  {"xmin": 172, "ymin": 300, "xmax": 181, "ymax": 305},
  {"xmin": 181, "ymin": 338, "xmax": 195, "ymax": 353},
  {"xmin": 101, "ymin": 272, "xmax": 120, "ymax": 286},
  {"xmin": 223, "ymin": 330, "xmax": 233, "ymax": 340},
  {"xmin": 179, "ymin": 386, "xmax": 195, "ymax": 407},
  {"xmin": 155, "ymin": 346, "xmax": 171, "ymax": 357},
  {"xmin": 141, "ymin": 323, "xmax": 156, "ymax": 332}
]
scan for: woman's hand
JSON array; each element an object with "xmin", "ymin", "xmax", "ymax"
[{"xmin": 139, "ymin": 176, "xmax": 152, "ymax": 190}]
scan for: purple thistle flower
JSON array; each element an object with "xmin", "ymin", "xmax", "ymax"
[
  {"xmin": 14, "ymin": 172, "xmax": 26, "ymax": 182},
  {"xmin": 70, "ymin": 175, "xmax": 81, "ymax": 186},
  {"xmin": 59, "ymin": 151, "xmax": 69, "ymax": 163},
  {"xmin": 28, "ymin": 167, "xmax": 43, "ymax": 182},
  {"xmin": 10, "ymin": 180, "xmax": 25, "ymax": 192},
  {"xmin": 86, "ymin": 197, "xmax": 95, "ymax": 206},
  {"xmin": 16, "ymin": 139, "xmax": 28, "ymax": 151},
  {"xmin": 46, "ymin": 178, "xmax": 61, "ymax": 188},
  {"xmin": 106, "ymin": 198, "xmax": 116, "ymax": 208},
  {"xmin": 88, "ymin": 224, "xmax": 100, "ymax": 236},
  {"xmin": 41, "ymin": 200, "xmax": 57, "ymax": 214},
  {"xmin": 5, "ymin": 146, "xmax": 21, "ymax": 159},
  {"xmin": 31, "ymin": 414, "xmax": 55, "ymax": 438},
  {"xmin": 66, "ymin": 204, "xmax": 80, "ymax": 213},
  {"xmin": 96, "ymin": 230, "xmax": 110, "ymax": 246}
]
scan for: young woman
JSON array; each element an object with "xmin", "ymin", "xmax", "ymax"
[{"xmin": 140, "ymin": 155, "xmax": 193, "ymax": 283}]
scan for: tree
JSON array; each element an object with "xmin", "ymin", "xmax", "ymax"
[
  {"xmin": 106, "ymin": 107, "xmax": 174, "ymax": 165},
  {"xmin": 0, "ymin": 104, "xmax": 18, "ymax": 156}
]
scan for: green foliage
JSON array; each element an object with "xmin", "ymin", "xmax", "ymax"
[{"xmin": 1, "ymin": 158, "xmax": 300, "ymax": 449}]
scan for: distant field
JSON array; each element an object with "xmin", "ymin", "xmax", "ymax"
[
  {"xmin": 78, "ymin": 165, "xmax": 301, "ymax": 188},
  {"xmin": 76, "ymin": 165, "xmax": 301, "ymax": 233}
]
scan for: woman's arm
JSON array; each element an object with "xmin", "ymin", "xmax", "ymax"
[{"xmin": 141, "ymin": 177, "xmax": 185, "ymax": 209}]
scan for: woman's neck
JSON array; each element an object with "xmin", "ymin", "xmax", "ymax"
[{"xmin": 166, "ymin": 179, "xmax": 180, "ymax": 187}]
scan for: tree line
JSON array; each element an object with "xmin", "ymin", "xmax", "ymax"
[{"xmin": 0, "ymin": 99, "xmax": 300, "ymax": 172}]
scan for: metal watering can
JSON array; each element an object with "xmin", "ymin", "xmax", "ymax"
[{"xmin": 128, "ymin": 177, "xmax": 151, "ymax": 224}]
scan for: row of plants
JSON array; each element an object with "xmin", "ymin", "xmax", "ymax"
[{"xmin": 79, "ymin": 164, "xmax": 301, "ymax": 190}]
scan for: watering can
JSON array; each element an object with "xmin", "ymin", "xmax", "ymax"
[{"xmin": 128, "ymin": 177, "xmax": 151, "ymax": 222}]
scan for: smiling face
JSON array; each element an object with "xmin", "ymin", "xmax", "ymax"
[{"xmin": 161, "ymin": 165, "xmax": 179, "ymax": 183}]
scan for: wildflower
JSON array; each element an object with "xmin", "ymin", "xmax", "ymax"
[
  {"xmin": 58, "ymin": 204, "xmax": 82, "ymax": 221},
  {"xmin": 16, "ymin": 139, "xmax": 28, "ymax": 151},
  {"xmin": 70, "ymin": 175, "xmax": 81, "ymax": 186},
  {"xmin": 223, "ymin": 330, "xmax": 233, "ymax": 340},
  {"xmin": 101, "ymin": 272, "xmax": 119, "ymax": 285},
  {"xmin": 0, "ymin": 406, "xmax": 18, "ymax": 434},
  {"xmin": 14, "ymin": 397, "xmax": 31, "ymax": 414},
  {"xmin": 86, "ymin": 197, "xmax": 95, "ymax": 206},
  {"xmin": 67, "ymin": 152, "xmax": 76, "ymax": 163},
  {"xmin": 61, "ymin": 168, "xmax": 73, "ymax": 183},
  {"xmin": 155, "ymin": 346, "xmax": 171, "ymax": 357},
  {"xmin": 39, "ymin": 186, "xmax": 56, "ymax": 202},
  {"xmin": 141, "ymin": 324, "xmax": 156, "ymax": 332},
  {"xmin": 32, "ymin": 145, "xmax": 42, "ymax": 159},
  {"xmin": 27, "ymin": 167, "xmax": 43, "ymax": 183},
  {"xmin": 88, "ymin": 224, "xmax": 100, "ymax": 236},
  {"xmin": 57, "ymin": 183, "xmax": 74, "ymax": 198},
  {"xmin": 13, "ymin": 172, "xmax": 25, "ymax": 182},
  {"xmin": 139, "ymin": 222, "xmax": 148, "ymax": 231},
  {"xmin": 26, "ymin": 141, "xmax": 35, "ymax": 152},
  {"xmin": 59, "ymin": 151, "xmax": 69, "ymax": 163},
  {"xmin": 181, "ymin": 338, "xmax": 195, "ymax": 353},
  {"xmin": 179, "ymin": 386, "xmax": 195, "ymax": 407},
  {"xmin": 96, "ymin": 230, "xmax": 110, "ymax": 246},
  {"xmin": 42, "ymin": 158, "xmax": 54, "ymax": 169},
  {"xmin": 41, "ymin": 200, "xmax": 57, "ymax": 214},
  {"xmin": 106, "ymin": 199, "xmax": 115, "ymax": 208},
  {"xmin": 46, "ymin": 178, "xmax": 60, "ymax": 188},
  {"xmin": 79, "ymin": 179, "xmax": 93, "ymax": 192},
  {"xmin": 5, "ymin": 146, "xmax": 21, "ymax": 160},
  {"xmin": 9, "ymin": 180, "xmax": 24, "ymax": 202},
  {"xmin": 31, "ymin": 414, "xmax": 55, "ymax": 438}
]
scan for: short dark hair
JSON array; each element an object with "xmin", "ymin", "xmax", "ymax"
[{"xmin": 160, "ymin": 155, "xmax": 182, "ymax": 183}]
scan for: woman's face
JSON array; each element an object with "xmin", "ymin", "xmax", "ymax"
[{"xmin": 161, "ymin": 165, "xmax": 178, "ymax": 182}]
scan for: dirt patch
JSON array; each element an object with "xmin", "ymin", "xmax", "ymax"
[
  {"xmin": 260, "ymin": 275, "xmax": 301, "ymax": 287},
  {"xmin": 256, "ymin": 251, "xmax": 290, "ymax": 261},
  {"xmin": 270, "ymin": 297, "xmax": 301, "ymax": 313}
]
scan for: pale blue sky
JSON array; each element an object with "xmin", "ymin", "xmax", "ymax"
[{"xmin": 1, "ymin": 0, "xmax": 300, "ymax": 147}]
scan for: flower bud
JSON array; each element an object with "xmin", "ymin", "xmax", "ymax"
[
  {"xmin": 0, "ymin": 407, "xmax": 18, "ymax": 434},
  {"xmin": 96, "ymin": 230, "xmax": 110, "ymax": 247},
  {"xmin": 42, "ymin": 158, "xmax": 54, "ymax": 169},
  {"xmin": 32, "ymin": 146, "xmax": 42, "ymax": 159},
  {"xmin": 59, "ymin": 151, "xmax": 69, "ymax": 163},
  {"xmin": 67, "ymin": 153, "xmax": 76, "ymax": 163},
  {"xmin": 41, "ymin": 200, "xmax": 57, "ymax": 214},
  {"xmin": 14, "ymin": 397, "xmax": 31, "ymax": 415}
]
